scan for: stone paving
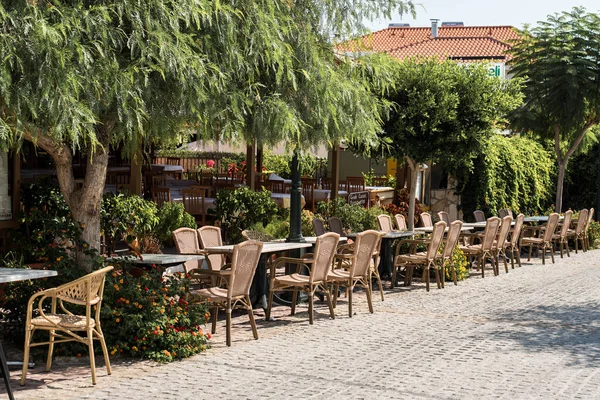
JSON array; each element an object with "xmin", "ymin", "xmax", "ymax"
[{"xmin": 3, "ymin": 248, "xmax": 600, "ymax": 399}]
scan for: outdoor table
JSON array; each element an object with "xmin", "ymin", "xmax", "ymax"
[
  {"xmin": 463, "ymin": 220, "xmax": 516, "ymax": 230},
  {"xmin": 346, "ymin": 231, "xmax": 419, "ymax": 278},
  {"xmin": 0, "ymin": 268, "xmax": 59, "ymax": 400},
  {"xmin": 523, "ymin": 215, "xmax": 565, "ymax": 223},
  {"xmin": 302, "ymin": 236, "xmax": 348, "ymax": 244},
  {"xmin": 107, "ymin": 254, "xmax": 205, "ymax": 274},
  {"xmin": 203, "ymin": 242, "xmax": 313, "ymax": 310},
  {"xmin": 414, "ymin": 226, "xmax": 473, "ymax": 233}
]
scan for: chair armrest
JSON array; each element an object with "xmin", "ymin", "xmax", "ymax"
[
  {"xmin": 271, "ymin": 256, "xmax": 314, "ymax": 276},
  {"xmin": 394, "ymin": 239, "xmax": 429, "ymax": 257}
]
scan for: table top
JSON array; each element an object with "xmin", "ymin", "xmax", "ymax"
[
  {"xmin": 366, "ymin": 186, "xmax": 395, "ymax": 192},
  {"xmin": 303, "ymin": 236, "xmax": 348, "ymax": 244},
  {"xmin": 107, "ymin": 254, "xmax": 205, "ymax": 265},
  {"xmin": 414, "ymin": 226, "xmax": 473, "ymax": 233},
  {"xmin": 204, "ymin": 242, "xmax": 313, "ymax": 254},
  {"xmin": 523, "ymin": 216, "xmax": 564, "ymax": 222},
  {"xmin": 346, "ymin": 230, "xmax": 418, "ymax": 239},
  {"xmin": 463, "ymin": 220, "xmax": 516, "ymax": 229},
  {"xmin": 0, "ymin": 268, "xmax": 58, "ymax": 283}
]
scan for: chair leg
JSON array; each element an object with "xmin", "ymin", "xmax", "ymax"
[
  {"xmin": 510, "ymin": 248, "xmax": 515, "ymax": 269},
  {"xmin": 480, "ymin": 255, "xmax": 485, "ymax": 278},
  {"xmin": 96, "ymin": 326, "xmax": 112, "ymax": 376},
  {"xmin": 452, "ymin": 262, "xmax": 457, "ymax": 285},
  {"xmin": 516, "ymin": 248, "xmax": 522, "ymax": 268},
  {"xmin": 575, "ymin": 237, "xmax": 579, "ymax": 253},
  {"xmin": 550, "ymin": 244, "xmax": 555, "ymax": 264},
  {"xmin": 20, "ymin": 328, "xmax": 33, "ymax": 386},
  {"xmin": 333, "ymin": 284, "xmax": 339, "ymax": 309},
  {"xmin": 503, "ymin": 251, "xmax": 508, "ymax": 273},
  {"xmin": 246, "ymin": 296, "xmax": 258, "ymax": 340},
  {"xmin": 528, "ymin": 244, "xmax": 532, "ymax": 261},
  {"xmin": 348, "ymin": 282, "xmax": 353, "ymax": 318},
  {"xmin": 87, "ymin": 328, "xmax": 97, "ymax": 385},
  {"xmin": 46, "ymin": 329, "xmax": 55, "ymax": 372},
  {"xmin": 391, "ymin": 265, "xmax": 397, "ymax": 289},
  {"xmin": 565, "ymin": 240, "xmax": 570, "ymax": 257},
  {"xmin": 323, "ymin": 285, "xmax": 335, "ymax": 319},
  {"xmin": 0, "ymin": 340, "xmax": 15, "ymax": 400},
  {"xmin": 365, "ymin": 279, "xmax": 374, "ymax": 314},
  {"xmin": 225, "ymin": 300, "xmax": 232, "ymax": 347},
  {"xmin": 559, "ymin": 241, "xmax": 564, "ymax": 258},
  {"xmin": 266, "ymin": 289, "xmax": 274, "ymax": 321},
  {"xmin": 291, "ymin": 290, "xmax": 298, "ymax": 315},
  {"xmin": 211, "ymin": 306, "xmax": 218, "ymax": 334},
  {"xmin": 373, "ymin": 269, "xmax": 384, "ymax": 301},
  {"xmin": 308, "ymin": 289, "xmax": 314, "ymax": 325}
]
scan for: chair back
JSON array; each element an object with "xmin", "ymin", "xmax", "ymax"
[
  {"xmin": 498, "ymin": 208, "xmax": 513, "ymax": 218},
  {"xmin": 346, "ymin": 176, "xmax": 365, "ymax": 193},
  {"xmin": 542, "ymin": 213, "xmax": 561, "ymax": 241},
  {"xmin": 266, "ymin": 179, "xmax": 285, "ymax": 193},
  {"xmin": 321, "ymin": 177, "xmax": 332, "ymax": 190},
  {"xmin": 199, "ymin": 171, "xmax": 214, "ymax": 186},
  {"xmin": 172, "ymin": 228, "xmax": 202, "ymax": 273},
  {"xmin": 510, "ymin": 214, "xmax": 525, "ymax": 245},
  {"xmin": 394, "ymin": 214, "xmax": 407, "ymax": 231},
  {"xmin": 349, "ymin": 230, "xmax": 380, "ymax": 277},
  {"xmin": 496, "ymin": 215, "xmax": 513, "ymax": 247},
  {"xmin": 377, "ymin": 214, "xmax": 394, "ymax": 232},
  {"xmin": 441, "ymin": 220, "xmax": 463, "ymax": 258},
  {"xmin": 311, "ymin": 232, "xmax": 340, "ymax": 282},
  {"xmin": 420, "ymin": 212, "xmax": 433, "ymax": 227},
  {"xmin": 426, "ymin": 221, "xmax": 447, "ymax": 260},
  {"xmin": 151, "ymin": 187, "xmax": 171, "ymax": 207},
  {"xmin": 437, "ymin": 211, "xmax": 450, "ymax": 224},
  {"xmin": 56, "ymin": 266, "xmax": 114, "ymax": 307},
  {"xmin": 481, "ymin": 217, "xmax": 501, "ymax": 251},
  {"xmin": 182, "ymin": 188, "xmax": 206, "ymax": 225},
  {"xmin": 328, "ymin": 217, "xmax": 344, "ymax": 235},
  {"xmin": 312, "ymin": 218, "xmax": 327, "ymax": 236},
  {"xmin": 228, "ymin": 241, "xmax": 264, "ymax": 298},
  {"xmin": 575, "ymin": 209, "xmax": 589, "ymax": 234},
  {"xmin": 198, "ymin": 226, "xmax": 226, "ymax": 272},
  {"xmin": 152, "ymin": 174, "xmax": 167, "ymax": 187},
  {"xmin": 473, "ymin": 210, "xmax": 486, "ymax": 222},
  {"xmin": 559, "ymin": 210, "xmax": 573, "ymax": 238},
  {"xmin": 586, "ymin": 207, "xmax": 595, "ymax": 230}
]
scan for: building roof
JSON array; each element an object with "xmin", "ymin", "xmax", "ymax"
[{"xmin": 339, "ymin": 25, "xmax": 520, "ymax": 61}]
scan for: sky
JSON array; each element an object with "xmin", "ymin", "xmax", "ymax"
[{"xmin": 365, "ymin": 0, "xmax": 600, "ymax": 32}]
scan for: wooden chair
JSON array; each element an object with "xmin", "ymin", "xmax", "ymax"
[
  {"xmin": 327, "ymin": 230, "xmax": 380, "ymax": 317},
  {"xmin": 267, "ymin": 233, "xmax": 339, "ymax": 324},
  {"xmin": 521, "ymin": 212, "xmax": 560, "ymax": 265},
  {"xmin": 566, "ymin": 209, "xmax": 588, "ymax": 254},
  {"xmin": 420, "ymin": 212, "xmax": 433, "ymax": 227},
  {"xmin": 394, "ymin": 214, "xmax": 407, "ymax": 231},
  {"xmin": 377, "ymin": 214, "xmax": 394, "ymax": 232},
  {"xmin": 492, "ymin": 215, "xmax": 514, "ymax": 273},
  {"xmin": 151, "ymin": 187, "xmax": 171, "ymax": 207},
  {"xmin": 437, "ymin": 211, "xmax": 450, "ymax": 224},
  {"xmin": 21, "ymin": 266, "xmax": 114, "ymax": 386},
  {"xmin": 392, "ymin": 221, "xmax": 447, "ymax": 291},
  {"xmin": 440, "ymin": 220, "xmax": 464, "ymax": 287},
  {"xmin": 266, "ymin": 179, "xmax": 285, "ymax": 194},
  {"xmin": 302, "ymin": 180, "xmax": 316, "ymax": 211},
  {"xmin": 182, "ymin": 188, "xmax": 206, "ymax": 226},
  {"xmin": 459, "ymin": 217, "xmax": 501, "ymax": 277},
  {"xmin": 473, "ymin": 210, "xmax": 486, "ymax": 222},
  {"xmin": 504, "ymin": 213, "xmax": 525, "ymax": 269},
  {"xmin": 189, "ymin": 241, "xmax": 264, "ymax": 347},
  {"xmin": 584, "ymin": 207, "xmax": 595, "ymax": 251},
  {"xmin": 321, "ymin": 177, "xmax": 332, "ymax": 190},
  {"xmin": 346, "ymin": 176, "xmax": 365, "ymax": 193},
  {"xmin": 152, "ymin": 174, "xmax": 167, "ymax": 187},
  {"xmin": 552, "ymin": 210, "xmax": 572, "ymax": 258}
]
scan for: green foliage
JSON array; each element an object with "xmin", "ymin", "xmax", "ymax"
[
  {"xmin": 564, "ymin": 142, "xmax": 600, "ymax": 211},
  {"xmin": 101, "ymin": 260, "xmax": 210, "ymax": 362},
  {"xmin": 362, "ymin": 169, "xmax": 396, "ymax": 188},
  {"xmin": 382, "ymin": 188, "xmax": 423, "ymax": 226},
  {"xmin": 156, "ymin": 150, "xmax": 242, "ymax": 161},
  {"xmin": 101, "ymin": 193, "xmax": 159, "ymax": 247},
  {"xmin": 155, "ymin": 203, "xmax": 197, "ymax": 246},
  {"xmin": 444, "ymin": 246, "xmax": 469, "ymax": 282},
  {"xmin": 315, "ymin": 197, "xmax": 382, "ymax": 233},
  {"xmin": 212, "ymin": 188, "xmax": 278, "ymax": 244},
  {"xmin": 458, "ymin": 135, "xmax": 555, "ymax": 219},
  {"xmin": 587, "ymin": 220, "xmax": 600, "ymax": 250}
]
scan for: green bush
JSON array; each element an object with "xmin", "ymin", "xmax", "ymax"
[
  {"xmin": 315, "ymin": 197, "xmax": 382, "ymax": 233},
  {"xmin": 444, "ymin": 246, "xmax": 469, "ymax": 282},
  {"xmin": 101, "ymin": 260, "xmax": 210, "ymax": 362},
  {"xmin": 588, "ymin": 220, "xmax": 600, "ymax": 249},
  {"xmin": 212, "ymin": 187, "xmax": 278, "ymax": 243},
  {"xmin": 262, "ymin": 151, "xmax": 327, "ymax": 179},
  {"xmin": 155, "ymin": 202, "xmax": 197, "ymax": 246},
  {"xmin": 101, "ymin": 192, "xmax": 159, "ymax": 248}
]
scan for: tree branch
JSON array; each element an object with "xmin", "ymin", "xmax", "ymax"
[
  {"xmin": 554, "ymin": 125, "xmax": 562, "ymax": 163},
  {"xmin": 565, "ymin": 121, "xmax": 597, "ymax": 160}
]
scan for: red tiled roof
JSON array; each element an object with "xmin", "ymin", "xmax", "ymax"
[{"xmin": 338, "ymin": 25, "xmax": 520, "ymax": 60}]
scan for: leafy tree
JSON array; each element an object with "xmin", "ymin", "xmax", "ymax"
[
  {"xmin": 380, "ymin": 58, "xmax": 523, "ymax": 229},
  {"xmin": 508, "ymin": 7, "xmax": 600, "ymax": 212}
]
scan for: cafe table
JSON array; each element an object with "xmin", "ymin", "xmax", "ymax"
[
  {"xmin": 203, "ymin": 242, "xmax": 313, "ymax": 311},
  {"xmin": 0, "ymin": 268, "xmax": 59, "ymax": 400},
  {"xmin": 346, "ymin": 231, "xmax": 419, "ymax": 278},
  {"xmin": 107, "ymin": 254, "xmax": 205, "ymax": 274},
  {"xmin": 414, "ymin": 226, "xmax": 473, "ymax": 233},
  {"xmin": 523, "ymin": 215, "xmax": 564, "ymax": 224}
]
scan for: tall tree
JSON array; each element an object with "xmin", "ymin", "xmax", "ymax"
[
  {"xmin": 508, "ymin": 7, "xmax": 600, "ymax": 212},
  {"xmin": 380, "ymin": 58, "xmax": 522, "ymax": 229}
]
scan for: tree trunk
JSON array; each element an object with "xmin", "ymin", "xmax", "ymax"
[
  {"xmin": 555, "ymin": 160, "xmax": 567, "ymax": 213},
  {"xmin": 407, "ymin": 157, "xmax": 419, "ymax": 230}
]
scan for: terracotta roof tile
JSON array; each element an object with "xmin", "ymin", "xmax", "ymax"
[{"xmin": 386, "ymin": 36, "xmax": 512, "ymax": 60}]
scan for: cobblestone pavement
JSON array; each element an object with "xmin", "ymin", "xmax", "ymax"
[{"xmin": 3, "ymin": 249, "xmax": 600, "ymax": 399}]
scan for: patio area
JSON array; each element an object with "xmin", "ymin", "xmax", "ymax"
[{"xmin": 4, "ymin": 246, "xmax": 600, "ymax": 399}]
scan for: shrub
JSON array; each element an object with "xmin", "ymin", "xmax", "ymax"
[
  {"xmin": 588, "ymin": 220, "xmax": 600, "ymax": 249},
  {"xmin": 155, "ymin": 202, "xmax": 197, "ymax": 246},
  {"xmin": 212, "ymin": 187, "xmax": 278, "ymax": 243},
  {"xmin": 101, "ymin": 260, "xmax": 211, "ymax": 362},
  {"xmin": 444, "ymin": 246, "xmax": 469, "ymax": 282},
  {"xmin": 383, "ymin": 188, "xmax": 423, "ymax": 226},
  {"xmin": 315, "ymin": 197, "xmax": 381, "ymax": 233}
]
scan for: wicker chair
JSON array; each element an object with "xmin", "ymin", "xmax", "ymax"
[
  {"xmin": 459, "ymin": 217, "xmax": 501, "ymax": 277},
  {"xmin": 377, "ymin": 214, "xmax": 394, "ymax": 232},
  {"xmin": 437, "ymin": 211, "xmax": 450, "ymax": 224},
  {"xmin": 584, "ymin": 207, "xmax": 595, "ymax": 251},
  {"xmin": 392, "ymin": 221, "xmax": 447, "ymax": 291},
  {"xmin": 21, "ymin": 266, "xmax": 114, "ymax": 386},
  {"xmin": 394, "ymin": 214, "xmax": 407, "ymax": 231},
  {"xmin": 440, "ymin": 220, "xmax": 464, "ymax": 287},
  {"xmin": 504, "ymin": 214, "xmax": 525, "ymax": 269},
  {"xmin": 151, "ymin": 187, "xmax": 171, "ymax": 207},
  {"xmin": 266, "ymin": 233, "xmax": 339, "ymax": 324},
  {"xmin": 566, "ymin": 209, "xmax": 588, "ymax": 254},
  {"xmin": 312, "ymin": 218, "xmax": 327, "ymax": 236},
  {"xmin": 327, "ymin": 230, "xmax": 380, "ymax": 317},
  {"xmin": 189, "ymin": 241, "xmax": 263, "ymax": 347},
  {"xmin": 370, "ymin": 232, "xmax": 386, "ymax": 301},
  {"xmin": 473, "ymin": 210, "xmax": 486, "ymax": 222},
  {"xmin": 419, "ymin": 212, "xmax": 433, "ymax": 227},
  {"xmin": 552, "ymin": 210, "xmax": 573, "ymax": 258},
  {"xmin": 521, "ymin": 212, "xmax": 560, "ymax": 264},
  {"xmin": 328, "ymin": 217, "xmax": 345, "ymax": 236},
  {"xmin": 198, "ymin": 226, "xmax": 230, "ymax": 286},
  {"xmin": 492, "ymin": 215, "xmax": 514, "ymax": 273}
]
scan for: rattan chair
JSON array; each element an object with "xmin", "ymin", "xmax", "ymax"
[
  {"xmin": 566, "ymin": 209, "xmax": 588, "ymax": 254},
  {"xmin": 198, "ymin": 226, "xmax": 230, "ymax": 286},
  {"xmin": 21, "ymin": 266, "xmax": 114, "ymax": 386},
  {"xmin": 473, "ymin": 210, "xmax": 486, "ymax": 222},
  {"xmin": 312, "ymin": 218, "xmax": 327, "ymax": 236},
  {"xmin": 504, "ymin": 214, "xmax": 525, "ymax": 269},
  {"xmin": 440, "ymin": 220, "xmax": 463, "ymax": 287},
  {"xmin": 392, "ymin": 221, "xmax": 447, "ymax": 291},
  {"xmin": 327, "ymin": 230, "xmax": 380, "ymax": 317},
  {"xmin": 151, "ymin": 187, "xmax": 171, "ymax": 207},
  {"xmin": 189, "ymin": 241, "xmax": 263, "ymax": 347},
  {"xmin": 266, "ymin": 233, "xmax": 339, "ymax": 324},
  {"xmin": 370, "ymin": 232, "xmax": 386, "ymax": 301},
  {"xmin": 459, "ymin": 217, "xmax": 501, "ymax": 277},
  {"xmin": 419, "ymin": 212, "xmax": 433, "ymax": 227},
  {"xmin": 492, "ymin": 215, "xmax": 513, "ymax": 273},
  {"xmin": 552, "ymin": 210, "xmax": 573, "ymax": 258},
  {"xmin": 521, "ymin": 212, "xmax": 560, "ymax": 264},
  {"xmin": 377, "ymin": 214, "xmax": 394, "ymax": 232},
  {"xmin": 328, "ymin": 217, "xmax": 345, "ymax": 236},
  {"xmin": 394, "ymin": 214, "xmax": 407, "ymax": 231},
  {"xmin": 584, "ymin": 207, "xmax": 595, "ymax": 251},
  {"xmin": 437, "ymin": 211, "xmax": 450, "ymax": 224}
]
